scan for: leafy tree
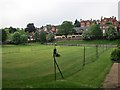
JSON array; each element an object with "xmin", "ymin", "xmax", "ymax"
[
  {"xmin": 12, "ymin": 32, "xmax": 21, "ymax": 45},
  {"xmin": 46, "ymin": 33, "xmax": 54, "ymax": 42},
  {"xmin": 25, "ymin": 23, "xmax": 36, "ymax": 33},
  {"xmin": 20, "ymin": 34, "xmax": 28, "ymax": 44},
  {"xmin": 9, "ymin": 27, "xmax": 17, "ymax": 33},
  {"xmin": 0, "ymin": 29, "xmax": 7, "ymax": 42},
  {"xmin": 34, "ymin": 31, "xmax": 40, "ymax": 42},
  {"xmin": 40, "ymin": 31, "xmax": 46, "ymax": 44},
  {"xmin": 82, "ymin": 30, "xmax": 91, "ymax": 40},
  {"xmin": 105, "ymin": 25, "xmax": 117, "ymax": 40},
  {"xmin": 83, "ymin": 24, "xmax": 103, "ymax": 40},
  {"xmin": 89, "ymin": 24, "xmax": 103, "ymax": 39},
  {"xmin": 74, "ymin": 19, "xmax": 80, "ymax": 27},
  {"xmin": 57, "ymin": 21, "xmax": 75, "ymax": 37}
]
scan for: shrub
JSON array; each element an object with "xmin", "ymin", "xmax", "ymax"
[
  {"xmin": 40, "ymin": 31, "xmax": 46, "ymax": 44},
  {"xmin": 12, "ymin": 32, "xmax": 21, "ymax": 45},
  {"xmin": 34, "ymin": 31, "xmax": 40, "ymax": 42},
  {"xmin": 111, "ymin": 48, "xmax": 120, "ymax": 62},
  {"xmin": 105, "ymin": 25, "xmax": 117, "ymax": 40},
  {"xmin": 20, "ymin": 34, "xmax": 28, "ymax": 44},
  {"xmin": 46, "ymin": 33, "xmax": 54, "ymax": 42},
  {"xmin": 0, "ymin": 29, "xmax": 7, "ymax": 43}
]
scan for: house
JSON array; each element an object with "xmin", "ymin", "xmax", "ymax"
[{"xmin": 100, "ymin": 16, "xmax": 119, "ymax": 34}]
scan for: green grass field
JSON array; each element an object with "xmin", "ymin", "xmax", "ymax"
[
  {"xmin": 56, "ymin": 39, "xmax": 118, "ymax": 45},
  {"xmin": 2, "ymin": 43, "xmax": 113, "ymax": 88}
]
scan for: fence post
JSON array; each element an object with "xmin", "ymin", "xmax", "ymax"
[
  {"xmin": 96, "ymin": 45, "xmax": 98, "ymax": 59},
  {"xmin": 83, "ymin": 46, "xmax": 85, "ymax": 66},
  {"xmin": 106, "ymin": 44, "xmax": 107, "ymax": 50}
]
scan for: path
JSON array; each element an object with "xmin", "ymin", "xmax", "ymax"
[{"xmin": 102, "ymin": 63, "xmax": 120, "ymax": 89}]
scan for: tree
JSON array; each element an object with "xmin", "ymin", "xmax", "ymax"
[
  {"xmin": 0, "ymin": 29, "xmax": 7, "ymax": 42},
  {"xmin": 9, "ymin": 27, "xmax": 17, "ymax": 33},
  {"xmin": 57, "ymin": 21, "xmax": 75, "ymax": 37},
  {"xmin": 12, "ymin": 32, "xmax": 21, "ymax": 45},
  {"xmin": 40, "ymin": 31, "xmax": 46, "ymax": 44},
  {"xmin": 34, "ymin": 31, "xmax": 40, "ymax": 42},
  {"xmin": 82, "ymin": 30, "xmax": 91, "ymax": 40},
  {"xmin": 25, "ymin": 23, "xmax": 36, "ymax": 33},
  {"xmin": 89, "ymin": 24, "xmax": 103, "ymax": 39},
  {"xmin": 20, "ymin": 34, "xmax": 28, "ymax": 44},
  {"xmin": 74, "ymin": 19, "xmax": 80, "ymax": 27},
  {"xmin": 105, "ymin": 25, "xmax": 117, "ymax": 40},
  {"xmin": 46, "ymin": 33, "xmax": 54, "ymax": 42},
  {"xmin": 82, "ymin": 24, "xmax": 103, "ymax": 40}
]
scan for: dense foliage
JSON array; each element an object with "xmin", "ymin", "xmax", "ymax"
[
  {"xmin": 34, "ymin": 31, "xmax": 40, "ymax": 42},
  {"xmin": 46, "ymin": 33, "xmax": 54, "ymax": 42},
  {"xmin": 74, "ymin": 19, "xmax": 80, "ymax": 27},
  {"xmin": 105, "ymin": 25, "xmax": 117, "ymax": 40},
  {"xmin": 83, "ymin": 24, "xmax": 103, "ymax": 40},
  {"xmin": 0, "ymin": 29, "xmax": 7, "ymax": 42},
  {"xmin": 57, "ymin": 21, "xmax": 75, "ymax": 37},
  {"xmin": 40, "ymin": 31, "xmax": 46, "ymax": 44},
  {"xmin": 25, "ymin": 23, "xmax": 36, "ymax": 33},
  {"xmin": 12, "ymin": 32, "xmax": 21, "ymax": 44}
]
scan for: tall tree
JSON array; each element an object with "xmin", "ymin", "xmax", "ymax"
[
  {"xmin": 83, "ymin": 24, "xmax": 103, "ymax": 40},
  {"xmin": 25, "ymin": 23, "xmax": 36, "ymax": 33},
  {"xmin": 9, "ymin": 27, "xmax": 17, "ymax": 33},
  {"xmin": 34, "ymin": 31, "xmax": 40, "ymax": 42},
  {"xmin": 105, "ymin": 25, "xmax": 117, "ymax": 40},
  {"xmin": 0, "ymin": 29, "xmax": 7, "ymax": 42},
  {"xmin": 57, "ymin": 21, "xmax": 75, "ymax": 37},
  {"xmin": 40, "ymin": 31, "xmax": 46, "ymax": 44},
  {"xmin": 74, "ymin": 19, "xmax": 80, "ymax": 27}
]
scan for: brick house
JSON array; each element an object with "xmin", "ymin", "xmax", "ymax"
[{"xmin": 100, "ymin": 16, "xmax": 119, "ymax": 35}]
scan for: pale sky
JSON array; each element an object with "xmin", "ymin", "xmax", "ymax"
[{"xmin": 0, "ymin": 0, "xmax": 119, "ymax": 28}]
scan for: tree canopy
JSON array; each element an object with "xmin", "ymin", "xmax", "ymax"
[
  {"xmin": 25, "ymin": 23, "xmax": 36, "ymax": 33},
  {"xmin": 105, "ymin": 25, "xmax": 117, "ymax": 40},
  {"xmin": 0, "ymin": 29, "xmax": 7, "ymax": 42},
  {"xmin": 57, "ymin": 21, "xmax": 75, "ymax": 37},
  {"xmin": 83, "ymin": 24, "xmax": 103, "ymax": 40},
  {"xmin": 74, "ymin": 19, "xmax": 80, "ymax": 27}
]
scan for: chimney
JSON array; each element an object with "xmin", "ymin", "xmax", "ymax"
[
  {"xmin": 80, "ymin": 19, "xmax": 82, "ymax": 22},
  {"xmin": 101, "ymin": 16, "xmax": 103, "ymax": 20}
]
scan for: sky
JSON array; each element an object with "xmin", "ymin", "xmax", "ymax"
[{"xmin": 0, "ymin": 0, "xmax": 119, "ymax": 28}]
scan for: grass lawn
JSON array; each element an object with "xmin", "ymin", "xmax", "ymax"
[
  {"xmin": 55, "ymin": 39, "xmax": 118, "ymax": 45},
  {"xmin": 2, "ymin": 43, "xmax": 113, "ymax": 88}
]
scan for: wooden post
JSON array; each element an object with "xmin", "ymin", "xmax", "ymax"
[
  {"xmin": 53, "ymin": 55, "xmax": 56, "ymax": 80},
  {"xmin": 54, "ymin": 60, "xmax": 64, "ymax": 79},
  {"xmin": 96, "ymin": 45, "xmax": 98, "ymax": 59},
  {"xmin": 83, "ymin": 46, "xmax": 85, "ymax": 66},
  {"xmin": 53, "ymin": 46, "xmax": 64, "ymax": 80}
]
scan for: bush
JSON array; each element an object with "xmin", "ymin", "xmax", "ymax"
[
  {"xmin": 40, "ymin": 31, "xmax": 46, "ymax": 44},
  {"xmin": 12, "ymin": 32, "xmax": 28, "ymax": 45},
  {"xmin": 34, "ymin": 31, "xmax": 40, "ymax": 42},
  {"xmin": 46, "ymin": 33, "xmax": 54, "ymax": 42},
  {"xmin": 82, "ymin": 31, "xmax": 91, "ymax": 40},
  {"xmin": 105, "ymin": 25, "xmax": 117, "ymax": 40},
  {"xmin": 82, "ymin": 24, "xmax": 103, "ymax": 40},
  {"xmin": 20, "ymin": 34, "xmax": 28, "ymax": 44},
  {"xmin": 0, "ymin": 29, "xmax": 7, "ymax": 42},
  {"xmin": 111, "ymin": 48, "xmax": 120, "ymax": 62},
  {"xmin": 12, "ymin": 32, "xmax": 21, "ymax": 45}
]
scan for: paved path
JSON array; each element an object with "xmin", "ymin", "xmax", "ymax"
[{"xmin": 102, "ymin": 63, "xmax": 120, "ymax": 89}]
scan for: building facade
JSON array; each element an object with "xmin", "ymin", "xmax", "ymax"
[{"xmin": 100, "ymin": 16, "xmax": 119, "ymax": 34}]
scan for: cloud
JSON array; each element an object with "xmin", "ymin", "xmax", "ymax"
[{"xmin": 0, "ymin": 0, "xmax": 119, "ymax": 28}]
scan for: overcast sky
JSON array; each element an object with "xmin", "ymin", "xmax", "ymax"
[{"xmin": 0, "ymin": 0, "xmax": 119, "ymax": 28}]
